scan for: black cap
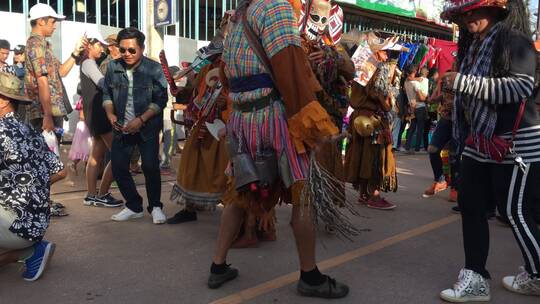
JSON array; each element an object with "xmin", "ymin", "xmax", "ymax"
[
  {"xmin": 13, "ymin": 45, "xmax": 25, "ymax": 55},
  {"xmin": 0, "ymin": 39, "xmax": 10, "ymax": 51}
]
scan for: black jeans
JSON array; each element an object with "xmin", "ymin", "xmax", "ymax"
[
  {"xmin": 111, "ymin": 132, "xmax": 162, "ymax": 213},
  {"xmin": 405, "ymin": 107, "xmax": 427, "ymax": 151},
  {"xmin": 429, "ymin": 118, "xmax": 452, "ymax": 182},
  {"xmin": 459, "ymin": 156, "xmax": 540, "ymax": 279}
]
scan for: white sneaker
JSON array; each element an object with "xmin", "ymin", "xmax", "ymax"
[
  {"xmin": 111, "ymin": 208, "xmax": 144, "ymax": 222},
  {"xmin": 151, "ymin": 207, "xmax": 166, "ymax": 225},
  {"xmin": 502, "ymin": 266, "xmax": 540, "ymax": 296},
  {"xmin": 440, "ymin": 269, "xmax": 491, "ymax": 302}
]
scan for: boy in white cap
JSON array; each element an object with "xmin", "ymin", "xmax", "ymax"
[{"xmin": 23, "ymin": 3, "xmax": 87, "ymax": 132}]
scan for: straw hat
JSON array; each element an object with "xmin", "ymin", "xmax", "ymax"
[{"xmin": 0, "ymin": 72, "xmax": 32, "ymax": 104}]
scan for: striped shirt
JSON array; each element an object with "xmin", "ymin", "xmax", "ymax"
[{"xmin": 454, "ymin": 72, "xmax": 534, "ymax": 106}]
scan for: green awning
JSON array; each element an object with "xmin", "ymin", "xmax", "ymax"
[{"xmin": 338, "ymin": 0, "xmax": 417, "ymax": 18}]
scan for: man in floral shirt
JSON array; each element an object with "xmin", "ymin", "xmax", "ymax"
[
  {"xmin": 23, "ymin": 3, "xmax": 86, "ymax": 130},
  {"xmin": 0, "ymin": 71, "xmax": 66, "ymax": 281}
]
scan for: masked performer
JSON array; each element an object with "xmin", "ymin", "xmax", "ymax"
[
  {"xmin": 207, "ymin": 0, "xmax": 359, "ymax": 298},
  {"xmin": 439, "ymin": 0, "xmax": 540, "ymax": 302},
  {"xmin": 293, "ymin": 0, "xmax": 355, "ymax": 184},
  {"xmin": 344, "ymin": 33, "xmax": 400, "ymax": 210},
  {"xmin": 166, "ymin": 14, "xmax": 233, "ymax": 224}
]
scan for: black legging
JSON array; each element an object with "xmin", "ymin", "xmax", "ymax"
[{"xmin": 459, "ymin": 156, "xmax": 540, "ymax": 279}]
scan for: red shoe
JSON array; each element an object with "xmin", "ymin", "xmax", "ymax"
[
  {"xmin": 449, "ymin": 189, "xmax": 458, "ymax": 202},
  {"xmin": 367, "ymin": 198, "xmax": 396, "ymax": 210},
  {"xmin": 423, "ymin": 181, "xmax": 448, "ymax": 198}
]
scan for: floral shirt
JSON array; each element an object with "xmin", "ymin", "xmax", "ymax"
[
  {"xmin": 0, "ymin": 112, "xmax": 63, "ymax": 241},
  {"xmin": 24, "ymin": 33, "xmax": 66, "ymax": 120}
]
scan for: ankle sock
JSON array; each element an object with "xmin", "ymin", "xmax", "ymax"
[
  {"xmin": 301, "ymin": 266, "xmax": 326, "ymax": 286},
  {"xmin": 211, "ymin": 262, "xmax": 228, "ymax": 274}
]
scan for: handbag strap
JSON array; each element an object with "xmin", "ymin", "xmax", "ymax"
[{"xmin": 511, "ymin": 101, "xmax": 527, "ymax": 141}]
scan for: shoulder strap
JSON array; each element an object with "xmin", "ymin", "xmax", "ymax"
[
  {"xmin": 240, "ymin": 10, "xmax": 276, "ymax": 85},
  {"xmin": 511, "ymin": 100, "xmax": 527, "ymax": 141}
]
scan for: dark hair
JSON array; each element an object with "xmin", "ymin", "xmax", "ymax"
[
  {"xmin": 405, "ymin": 64, "xmax": 418, "ymax": 77},
  {"xmin": 457, "ymin": 1, "xmax": 532, "ymax": 77},
  {"xmin": 117, "ymin": 27, "xmax": 145, "ymax": 48},
  {"xmin": 428, "ymin": 67, "xmax": 439, "ymax": 79},
  {"xmin": 30, "ymin": 17, "xmax": 50, "ymax": 28}
]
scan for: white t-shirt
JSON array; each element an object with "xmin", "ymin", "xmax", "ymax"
[
  {"xmin": 404, "ymin": 80, "xmax": 426, "ymax": 109},
  {"xmin": 124, "ymin": 69, "xmax": 135, "ymax": 127}
]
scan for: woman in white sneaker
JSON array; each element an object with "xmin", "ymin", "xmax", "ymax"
[{"xmin": 440, "ymin": 0, "xmax": 540, "ymax": 302}]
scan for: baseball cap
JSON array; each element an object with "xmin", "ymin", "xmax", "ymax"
[
  {"xmin": 0, "ymin": 39, "xmax": 10, "ymax": 51},
  {"xmin": 86, "ymin": 28, "xmax": 108, "ymax": 45},
  {"xmin": 0, "ymin": 72, "xmax": 32, "ymax": 104},
  {"xmin": 13, "ymin": 45, "xmax": 25, "ymax": 55},
  {"xmin": 105, "ymin": 34, "xmax": 118, "ymax": 46},
  {"xmin": 29, "ymin": 3, "xmax": 66, "ymax": 21}
]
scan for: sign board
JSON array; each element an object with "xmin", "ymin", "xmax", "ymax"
[
  {"xmin": 351, "ymin": 43, "xmax": 379, "ymax": 86},
  {"xmin": 154, "ymin": 0, "xmax": 173, "ymax": 27}
]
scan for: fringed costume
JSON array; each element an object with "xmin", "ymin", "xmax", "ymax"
[
  {"xmin": 169, "ymin": 60, "xmax": 231, "ymax": 211},
  {"xmin": 221, "ymin": 0, "xmax": 360, "ymax": 238},
  {"xmin": 345, "ymin": 61, "xmax": 398, "ymax": 198}
]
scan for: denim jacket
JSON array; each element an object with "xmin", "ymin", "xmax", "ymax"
[{"xmin": 102, "ymin": 57, "xmax": 168, "ymax": 141}]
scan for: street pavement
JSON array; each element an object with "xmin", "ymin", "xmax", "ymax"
[{"xmin": 1, "ymin": 151, "xmax": 539, "ymax": 304}]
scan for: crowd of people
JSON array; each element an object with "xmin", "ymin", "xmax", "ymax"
[{"xmin": 0, "ymin": 0, "xmax": 540, "ymax": 302}]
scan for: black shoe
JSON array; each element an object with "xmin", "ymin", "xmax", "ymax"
[
  {"xmin": 208, "ymin": 266, "xmax": 239, "ymax": 289},
  {"xmin": 297, "ymin": 276, "xmax": 349, "ymax": 299},
  {"xmin": 167, "ymin": 210, "xmax": 197, "ymax": 224},
  {"xmin": 451, "ymin": 206, "xmax": 460, "ymax": 214},
  {"xmin": 93, "ymin": 193, "xmax": 124, "ymax": 208}
]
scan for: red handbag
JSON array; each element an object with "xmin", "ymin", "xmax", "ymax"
[{"xmin": 465, "ymin": 101, "xmax": 526, "ymax": 163}]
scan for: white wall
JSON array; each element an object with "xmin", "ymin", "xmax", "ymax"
[{"xmin": 163, "ymin": 35, "xmax": 203, "ymax": 67}]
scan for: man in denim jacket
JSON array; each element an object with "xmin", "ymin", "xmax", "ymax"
[{"xmin": 102, "ymin": 27, "xmax": 168, "ymax": 224}]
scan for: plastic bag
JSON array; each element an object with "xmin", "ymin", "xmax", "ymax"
[{"xmin": 42, "ymin": 131, "xmax": 59, "ymax": 156}]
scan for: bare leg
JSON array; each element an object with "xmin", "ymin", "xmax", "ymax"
[
  {"xmin": 291, "ymin": 205, "xmax": 316, "ymax": 272},
  {"xmin": 97, "ymin": 133, "xmax": 114, "ymax": 196},
  {"xmin": 231, "ymin": 212, "xmax": 258, "ymax": 248},
  {"xmin": 212, "ymin": 203, "xmax": 244, "ymax": 264},
  {"xmin": 0, "ymin": 248, "xmax": 32, "ymax": 267},
  {"xmin": 86, "ymin": 137, "xmax": 107, "ymax": 196}
]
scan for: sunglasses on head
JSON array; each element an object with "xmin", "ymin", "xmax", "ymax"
[{"xmin": 119, "ymin": 47, "xmax": 137, "ymax": 55}]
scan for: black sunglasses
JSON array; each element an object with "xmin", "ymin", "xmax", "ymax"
[
  {"xmin": 119, "ymin": 47, "xmax": 137, "ymax": 55},
  {"xmin": 310, "ymin": 14, "xmax": 327, "ymax": 24}
]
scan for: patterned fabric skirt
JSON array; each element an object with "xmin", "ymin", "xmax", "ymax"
[
  {"xmin": 224, "ymin": 100, "xmax": 310, "ymax": 212},
  {"xmin": 170, "ymin": 123, "xmax": 229, "ymax": 211}
]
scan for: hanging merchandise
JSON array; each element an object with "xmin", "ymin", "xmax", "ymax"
[
  {"xmin": 431, "ymin": 38, "xmax": 457, "ymax": 73},
  {"xmin": 398, "ymin": 43, "xmax": 418, "ymax": 69}
]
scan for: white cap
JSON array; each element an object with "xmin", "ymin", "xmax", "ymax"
[
  {"xmin": 29, "ymin": 3, "xmax": 66, "ymax": 21},
  {"xmin": 85, "ymin": 28, "xmax": 108, "ymax": 46}
]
